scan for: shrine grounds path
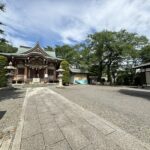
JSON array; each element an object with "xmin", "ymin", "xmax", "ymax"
[
  {"xmin": 53, "ymin": 85, "xmax": 150, "ymax": 145},
  {"xmin": 9, "ymin": 86, "xmax": 150, "ymax": 150}
]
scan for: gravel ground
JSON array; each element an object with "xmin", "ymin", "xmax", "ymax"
[
  {"xmin": 52, "ymin": 85, "xmax": 150, "ymax": 144},
  {"xmin": 0, "ymin": 88, "xmax": 26, "ymax": 140}
]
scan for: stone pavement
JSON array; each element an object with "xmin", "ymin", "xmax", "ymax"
[
  {"xmin": 11, "ymin": 87, "xmax": 150, "ymax": 150},
  {"xmin": 0, "ymin": 88, "xmax": 26, "ymax": 150}
]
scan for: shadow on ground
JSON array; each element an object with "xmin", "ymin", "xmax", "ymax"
[
  {"xmin": 0, "ymin": 88, "xmax": 25, "ymax": 101},
  {"xmin": 119, "ymin": 89, "xmax": 150, "ymax": 101},
  {"xmin": 0, "ymin": 111, "xmax": 6, "ymax": 120}
]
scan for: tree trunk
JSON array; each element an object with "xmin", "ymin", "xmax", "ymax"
[
  {"xmin": 98, "ymin": 61, "xmax": 103, "ymax": 83},
  {"xmin": 107, "ymin": 64, "xmax": 112, "ymax": 85}
]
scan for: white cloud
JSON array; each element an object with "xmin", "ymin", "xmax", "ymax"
[
  {"xmin": 1, "ymin": 0, "xmax": 150, "ymax": 47},
  {"xmin": 7, "ymin": 35, "xmax": 34, "ymax": 47}
]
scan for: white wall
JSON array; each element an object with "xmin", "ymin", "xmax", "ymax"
[{"xmin": 146, "ymin": 71, "xmax": 150, "ymax": 86}]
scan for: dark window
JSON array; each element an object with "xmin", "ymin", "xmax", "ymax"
[
  {"xmin": 18, "ymin": 68, "xmax": 24, "ymax": 75},
  {"xmin": 48, "ymin": 69, "xmax": 54, "ymax": 75}
]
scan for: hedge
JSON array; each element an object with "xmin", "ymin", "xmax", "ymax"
[
  {"xmin": 60, "ymin": 60, "xmax": 70, "ymax": 85},
  {"xmin": 0, "ymin": 55, "xmax": 7, "ymax": 87}
]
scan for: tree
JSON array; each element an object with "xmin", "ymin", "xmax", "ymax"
[
  {"xmin": 73, "ymin": 43, "xmax": 94, "ymax": 70},
  {"xmin": 0, "ymin": 3, "xmax": 5, "ymax": 11},
  {"xmin": 116, "ymin": 30, "xmax": 148, "ymax": 85},
  {"xmin": 0, "ymin": 42, "xmax": 18, "ymax": 53},
  {"xmin": 140, "ymin": 45, "xmax": 150, "ymax": 63},
  {"xmin": 45, "ymin": 46, "xmax": 54, "ymax": 51},
  {"xmin": 88, "ymin": 31, "xmax": 122, "ymax": 83},
  {"xmin": 88, "ymin": 31, "xmax": 109, "ymax": 82},
  {"xmin": 88, "ymin": 30, "xmax": 148, "ymax": 85},
  {"xmin": 0, "ymin": 2, "xmax": 5, "ymax": 42},
  {"xmin": 55, "ymin": 45, "xmax": 77, "ymax": 64},
  {"xmin": 0, "ymin": 55, "xmax": 7, "ymax": 87},
  {"xmin": 60, "ymin": 60, "xmax": 70, "ymax": 85},
  {"xmin": 0, "ymin": 2, "xmax": 17, "ymax": 53},
  {"xmin": 104, "ymin": 30, "xmax": 147, "ymax": 84}
]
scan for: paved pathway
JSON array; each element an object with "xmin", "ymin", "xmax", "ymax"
[
  {"xmin": 53, "ymin": 85, "xmax": 150, "ymax": 144},
  {"xmin": 11, "ymin": 87, "xmax": 150, "ymax": 150}
]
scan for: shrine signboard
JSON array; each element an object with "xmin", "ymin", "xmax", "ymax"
[{"xmin": 33, "ymin": 78, "xmax": 40, "ymax": 83}]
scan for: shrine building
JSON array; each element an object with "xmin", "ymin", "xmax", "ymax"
[{"xmin": 0, "ymin": 43, "xmax": 62, "ymax": 84}]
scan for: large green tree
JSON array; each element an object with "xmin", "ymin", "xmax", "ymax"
[
  {"xmin": 88, "ymin": 31, "xmax": 109, "ymax": 82},
  {"xmin": 140, "ymin": 45, "xmax": 150, "ymax": 63},
  {"xmin": 73, "ymin": 43, "xmax": 94, "ymax": 70},
  {"xmin": 88, "ymin": 30, "xmax": 148, "ymax": 84},
  {"xmin": 55, "ymin": 45, "xmax": 77, "ymax": 64}
]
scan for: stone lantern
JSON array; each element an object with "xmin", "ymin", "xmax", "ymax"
[
  {"xmin": 56, "ymin": 65, "xmax": 64, "ymax": 88},
  {"xmin": 4, "ymin": 61, "xmax": 16, "ymax": 87}
]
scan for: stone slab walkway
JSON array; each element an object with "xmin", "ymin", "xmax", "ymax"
[{"xmin": 11, "ymin": 87, "xmax": 150, "ymax": 150}]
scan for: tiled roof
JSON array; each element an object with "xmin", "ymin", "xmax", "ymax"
[
  {"xmin": 0, "ymin": 43, "xmax": 62, "ymax": 60},
  {"xmin": 0, "ymin": 52, "xmax": 24, "ymax": 56},
  {"xmin": 69, "ymin": 67, "xmax": 88, "ymax": 73},
  {"xmin": 45, "ymin": 51, "xmax": 56, "ymax": 58},
  {"xmin": 17, "ymin": 46, "xmax": 30, "ymax": 54}
]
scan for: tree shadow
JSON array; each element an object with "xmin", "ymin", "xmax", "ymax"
[
  {"xmin": 119, "ymin": 89, "xmax": 150, "ymax": 101},
  {"xmin": 0, "ymin": 88, "xmax": 25, "ymax": 101},
  {"xmin": 0, "ymin": 111, "xmax": 6, "ymax": 120}
]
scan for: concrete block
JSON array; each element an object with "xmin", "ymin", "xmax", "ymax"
[
  {"xmin": 43, "ymin": 127, "xmax": 64, "ymax": 146},
  {"xmin": 61, "ymin": 124, "xmax": 89, "ymax": 150},
  {"xmin": 46, "ymin": 139, "xmax": 71, "ymax": 150},
  {"xmin": 22, "ymin": 119, "xmax": 41, "ymax": 139},
  {"xmin": 21, "ymin": 133, "xmax": 45, "ymax": 150}
]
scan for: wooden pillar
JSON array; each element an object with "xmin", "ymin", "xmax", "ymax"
[
  {"xmin": 24, "ymin": 66, "xmax": 27, "ymax": 83},
  {"xmin": 45, "ymin": 67, "xmax": 48, "ymax": 74},
  {"xmin": 44, "ymin": 67, "xmax": 48, "ymax": 83},
  {"xmin": 28, "ymin": 68, "xmax": 30, "ymax": 78},
  {"xmin": 53, "ymin": 68, "xmax": 56, "ymax": 81},
  {"xmin": 15, "ymin": 68, "xmax": 18, "ymax": 84}
]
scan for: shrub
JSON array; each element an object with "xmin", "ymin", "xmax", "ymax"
[
  {"xmin": 134, "ymin": 72, "xmax": 145, "ymax": 86},
  {"xmin": 60, "ymin": 60, "xmax": 70, "ymax": 85},
  {"xmin": 0, "ymin": 55, "xmax": 7, "ymax": 87},
  {"xmin": 116, "ymin": 71, "xmax": 134, "ymax": 85}
]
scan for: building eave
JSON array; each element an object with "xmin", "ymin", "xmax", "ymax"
[
  {"xmin": 134, "ymin": 62, "xmax": 150, "ymax": 69},
  {"xmin": 69, "ymin": 67, "xmax": 89, "ymax": 74}
]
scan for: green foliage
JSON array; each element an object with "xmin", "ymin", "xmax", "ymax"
[
  {"xmin": 0, "ymin": 55, "xmax": 7, "ymax": 87},
  {"xmin": 46, "ymin": 29, "xmax": 149, "ymax": 86},
  {"xmin": 134, "ymin": 72, "xmax": 146, "ymax": 86},
  {"xmin": 0, "ymin": 41, "xmax": 17, "ymax": 53},
  {"xmin": 60, "ymin": 60, "xmax": 70, "ymax": 85},
  {"xmin": 73, "ymin": 43, "xmax": 95, "ymax": 70},
  {"xmin": 116, "ymin": 70, "xmax": 135, "ymax": 85},
  {"xmin": 0, "ymin": 3, "xmax": 5, "ymax": 11},
  {"xmin": 140, "ymin": 45, "xmax": 150, "ymax": 63},
  {"xmin": 88, "ymin": 30, "xmax": 121, "ymax": 83},
  {"xmin": 0, "ymin": 3, "xmax": 18, "ymax": 52},
  {"xmin": 44, "ymin": 46, "xmax": 54, "ymax": 51},
  {"xmin": 88, "ymin": 30, "xmax": 148, "ymax": 85},
  {"xmin": 0, "ymin": 2, "xmax": 5, "ymax": 42},
  {"xmin": 55, "ymin": 45, "xmax": 77, "ymax": 64}
]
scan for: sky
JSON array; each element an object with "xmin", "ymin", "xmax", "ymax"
[{"xmin": 1, "ymin": 0, "xmax": 150, "ymax": 47}]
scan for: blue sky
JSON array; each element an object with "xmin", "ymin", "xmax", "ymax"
[{"xmin": 1, "ymin": 0, "xmax": 150, "ymax": 47}]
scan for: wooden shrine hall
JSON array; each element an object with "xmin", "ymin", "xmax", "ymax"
[{"xmin": 0, "ymin": 43, "xmax": 62, "ymax": 84}]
